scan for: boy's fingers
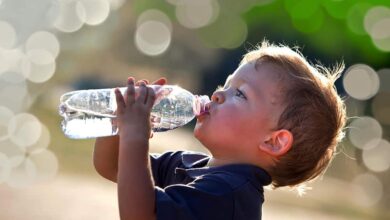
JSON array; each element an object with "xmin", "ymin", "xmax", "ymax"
[
  {"xmin": 114, "ymin": 88, "xmax": 125, "ymax": 114},
  {"xmin": 141, "ymin": 79, "xmax": 149, "ymax": 84},
  {"xmin": 137, "ymin": 82, "xmax": 148, "ymax": 104},
  {"xmin": 136, "ymin": 79, "xmax": 149, "ymax": 86},
  {"xmin": 126, "ymin": 77, "xmax": 135, "ymax": 104},
  {"xmin": 146, "ymin": 87, "xmax": 156, "ymax": 108},
  {"xmin": 152, "ymin": 77, "xmax": 167, "ymax": 86}
]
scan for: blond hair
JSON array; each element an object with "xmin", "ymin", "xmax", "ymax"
[{"xmin": 241, "ymin": 41, "xmax": 346, "ymax": 188}]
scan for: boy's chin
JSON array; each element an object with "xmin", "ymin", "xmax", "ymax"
[{"xmin": 193, "ymin": 123, "xmax": 205, "ymax": 140}]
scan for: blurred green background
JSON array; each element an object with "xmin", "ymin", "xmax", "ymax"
[{"xmin": 0, "ymin": 0, "xmax": 390, "ymax": 219}]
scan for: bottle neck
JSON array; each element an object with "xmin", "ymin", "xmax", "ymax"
[{"xmin": 193, "ymin": 95, "xmax": 210, "ymax": 116}]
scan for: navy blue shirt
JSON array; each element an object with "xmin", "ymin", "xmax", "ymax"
[{"xmin": 150, "ymin": 151, "xmax": 272, "ymax": 220}]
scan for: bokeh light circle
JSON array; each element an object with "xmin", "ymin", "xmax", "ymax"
[
  {"xmin": 291, "ymin": 9, "xmax": 324, "ymax": 33},
  {"xmin": 8, "ymin": 113, "xmax": 42, "ymax": 149},
  {"xmin": 0, "ymin": 20, "xmax": 17, "ymax": 49},
  {"xmin": 0, "ymin": 48, "xmax": 25, "ymax": 76},
  {"xmin": 137, "ymin": 9, "xmax": 172, "ymax": 31},
  {"xmin": 321, "ymin": 0, "xmax": 352, "ymax": 19},
  {"xmin": 77, "ymin": 0, "xmax": 110, "ymax": 26},
  {"xmin": 24, "ymin": 55, "xmax": 56, "ymax": 83},
  {"xmin": 0, "ymin": 49, "xmax": 11, "ymax": 74},
  {"xmin": 368, "ymin": 18, "xmax": 390, "ymax": 40},
  {"xmin": 346, "ymin": 2, "xmax": 373, "ymax": 35},
  {"xmin": 28, "ymin": 149, "xmax": 58, "ymax": 183},
  {"xmin": 135, "ymin": 21, "xmax": 171, "ymax": 56},
  {"xmin": 175, "ymin": 0, "xmax": 219, "ymax": 29},
  {"xmin": 284, "ymin": 0, "xmax": 320, "ymax": 20},
  {"xmin": 0, "ymin": 152, "xmax": 10, "ymax": 183},
  {"xmin": 107, "ymin": 0, "xmax": 125, "ymax": 10},
  {"xmin": 348, "ymin": 116, "xmax": 382, "ymax": 150},
  {"xmin": 343, "ymin": 64, "xmax": 379, "ymax": 100},
  {"xmin": 0, "ymin": 106, "xmax": 14, "ymax": 141},
  {"xmin": 6, "ymin": 157, "xmax": 35, "ymax": 188},
  {"xmin": 54, "ymin": 0, "xmax": 86, "ymax": 33},
  {"xmin": 0, "ymin": 80, "xmax": 28, "ymax": 112},
  {"xmin": 366, "ymin": 7, "xmax": 390, "ymax": 52},
  {"xmin": 362, "ymin": 139, "xmax": 390, "ymax": 172},
  {"xmin": 351, "ymin": 173, "xmax": 383, "ymax": 207},
  {"xmin": 26, "ymin": 123, "xmax": 51, "ymax": 153},
  {"xmin": 26, "ymin": 31, "xmax": 60, "ymax": 59},
  {"xmin": 26, "ymin": 49, "xmax": 55, "ymax": 66},
  {"xmin": 372, "ymin": 92, "xmax": 390, "ymax": 125},
  {"xmin": 345, "ymin": 98, "xmax": 365, "ymax": 118},
  {"xmin": 198, "ymin": 14, "xmax": 247, "ymax": 49},
  {"xmin": 364, "ymin": 6, "xmax": 390, "ymax": 37}
]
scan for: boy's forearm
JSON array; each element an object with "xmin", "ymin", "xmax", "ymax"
[
  {"xmin": 117, "ymin": 138, "xmax": 155, "ymax": 220},
  {"xmin": 93, "ymin": 135, "xmax": 120, "ymax": 182}
]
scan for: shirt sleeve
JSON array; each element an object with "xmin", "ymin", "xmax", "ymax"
[
  {"xmin": 150, "ymin": 151, "xmax": 183, "ymax": 187},
  {"xmin": 155, "ymin": 174, "xmax": 234, "ymax": 220}
]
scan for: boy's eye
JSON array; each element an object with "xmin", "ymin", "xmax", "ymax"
[{"xmin": 235, "ymin": 89, "xmax": 246, "ymax": 99}]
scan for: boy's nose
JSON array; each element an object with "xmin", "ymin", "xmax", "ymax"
[{"xmin": 211, "ymin": 91, "xmax": 225, "ymax": 104}]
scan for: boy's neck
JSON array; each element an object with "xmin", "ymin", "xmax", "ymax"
[{"xmin": 207, "ymin": 157, "xmax": 245, "ymax": 167}]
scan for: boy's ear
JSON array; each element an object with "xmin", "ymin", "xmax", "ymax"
[{"xmin": 259, "ymin": 129, "xmax": 293, "ymax": 157}]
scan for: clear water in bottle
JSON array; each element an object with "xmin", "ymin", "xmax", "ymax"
[{"xmin": 59, "ymin": 85, "xmax": 209, "ymax": 139}]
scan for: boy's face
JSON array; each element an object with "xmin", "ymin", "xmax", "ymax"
[{"xmin": 194, "ymin": 61, "xmax": 284, "ymax": 158}]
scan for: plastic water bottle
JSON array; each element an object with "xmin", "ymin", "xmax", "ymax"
[{"xmin": 59, "ymin": 85, "xmax": 210, "ymax": 139}]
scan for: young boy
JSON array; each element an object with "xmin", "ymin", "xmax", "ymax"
[{"xmin": 93, "ymin": 41, "xmax": 346, "ymax": 220}]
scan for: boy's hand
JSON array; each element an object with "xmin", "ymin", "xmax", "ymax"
[
  {"xmin": 134, "ymin": 78, "xmax": 167, "ymax": 138},
  {"xmin": 114, "ymin": 77, "xmax": 156, "ymax": 143}
]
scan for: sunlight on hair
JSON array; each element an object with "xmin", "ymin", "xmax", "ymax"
[
  {"xmin": 175, "ymin": 0, "xmax": 219, "ymax": 29},
  {"xmin": 348, "ymin": 116, "xmax": 382, "ymax": 150},
  {"xmin": 351, "ymin": 173, "xmax": 383, "ymax": 207},
  {"xmin": 364, "ymin": 6, "xmax": 390, "ymax": 52},
  {"xmin": 0, "ymin": 20, "xmax": 16, "ymax": 49},
  {"xmin": 362, "ymin": 139, "xmax": 390, "ymax": 172},
  {"xmin": 135, "ymin": 20, "xmax": 171, "ymax": 56},
  {"xmin": 291, "ymin": 184, "xmax": 312, "ymax": 197},
  {"xmin": 343, "ymin": 64, "xmax": 379, "ymax": 100}
]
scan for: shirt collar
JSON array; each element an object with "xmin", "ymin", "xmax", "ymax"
[{"xmin": 178, "ymin": 152, "xmax": 272, "ymax": 186}]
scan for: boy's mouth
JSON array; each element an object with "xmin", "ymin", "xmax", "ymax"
[{"xmin": 196, "ymin": 103, "xmax": 211, "ymax": 119}]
